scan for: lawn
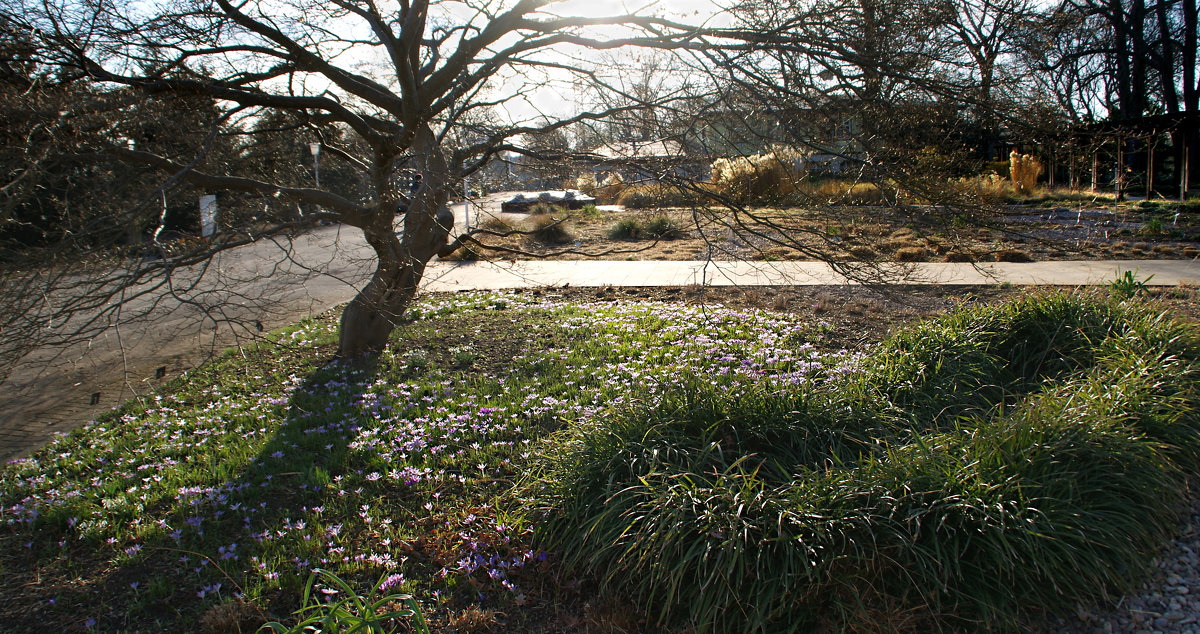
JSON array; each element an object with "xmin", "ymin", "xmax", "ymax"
[{"xmin": 2, "ymin": 289, "xmax": 1199, "ymax": 632}]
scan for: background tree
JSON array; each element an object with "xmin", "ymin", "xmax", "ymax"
[{"xmin": 938, "ymin": 0, "xmax": 1038, "ymax": 160}]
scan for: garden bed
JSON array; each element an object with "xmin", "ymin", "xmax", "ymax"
[{"xmin": 455, "ymin": 196, "xmax": 1200, "ymax": 263}]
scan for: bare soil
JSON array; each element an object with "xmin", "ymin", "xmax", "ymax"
[{"xmin": 456, "ymin": 204, "xmax": 1200, "ymax": 264}]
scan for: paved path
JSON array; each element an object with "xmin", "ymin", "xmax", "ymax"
[
  {"xmin": 420, "ymin": 259, "xmax": 1199, "ymax": 290},
  {"xmin": 3, "ymin": 250, "xmax": 1198, "ymax": 463}
]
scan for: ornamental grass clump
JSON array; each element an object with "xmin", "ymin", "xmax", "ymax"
[
  {"xmin": 1009, "ymin": 151, "xmax": 1043, "ymax": 194},
  {"xmin": 606, "ymin": 215, "xmax": 686, "ymax": 240},
  {"xmin": 526, "ymin": 292, "xmax": 1200, "ymax": 632},
  {"xmin": 525, "ymin": 216, "xmax": 573, "ymax": 245},
  {"xmin": 710, "ymin": 148, "xmax": 803, "ymax": 204}
]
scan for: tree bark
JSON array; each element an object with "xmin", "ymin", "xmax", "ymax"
[{"xmin": 337, "ymin": 125, "xmax": 454, "ymax": 358}]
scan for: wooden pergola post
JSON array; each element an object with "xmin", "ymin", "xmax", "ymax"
[
  {"xmin": 1116, "ymin": 134, "xmax": 1126, "ymax": 201},
  {"xmin": 1148, "ymin": 132, "xmax": 1155, "ymax": 199},
  {"xmin": 1092, "ymin": 145, "xmax": 1099, "ymax": 193},
  {"xmin": 1184, "ymin": 132, "xmax": 1191, "ymax": 202}
]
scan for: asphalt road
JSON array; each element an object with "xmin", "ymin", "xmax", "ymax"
[{"xmin": 0, "ymin": 226, "xmax": 376, "ymax": 461}]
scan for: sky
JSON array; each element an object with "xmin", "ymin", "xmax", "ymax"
[
  {"xmin": 481, "ymin": 0, "xmax": 732, "ymax": 122},
  {"xmin": 547, "ymin": 0, "xmax": 726, "ymax": 20}
]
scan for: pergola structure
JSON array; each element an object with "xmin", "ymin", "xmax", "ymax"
[{"xmin": 1053, "ymin": 112, "xmax": 1199, "ymax": 202}]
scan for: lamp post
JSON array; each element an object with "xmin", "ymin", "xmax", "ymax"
[
  {"xmin": 463, "ymin": 175, "xmax": 471, "ymax": 231},
  {"xmin": 308, "ymin": 142, "xmax": 321, "ymax": 218}
]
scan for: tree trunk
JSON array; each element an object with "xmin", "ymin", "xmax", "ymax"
[
  {"xmin": 1183, "ymin": 0, "xmax": 1197, "ymax": 114},
  {"xmin": 337, "ymin": 125, "xmax": 454, "ymax": 358}
]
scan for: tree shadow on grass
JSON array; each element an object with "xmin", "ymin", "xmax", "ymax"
[
  {"xmin": 2, "ymin": 352, "xmax": 391, "ymax": 632},
  {"xmin": 179, "ymin": 353, "xmax": 389, "ymax": 624}
]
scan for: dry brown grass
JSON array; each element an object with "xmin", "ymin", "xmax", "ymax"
[
  {"xmin": 448, "ymin": 605, "xmax": 503, "ymax": 633},
  {"xmin": 894, "ymin": 246, "xmax": 930, "ymax": 262},
  {"xmin": 481, "ymin": 216, "xmax": 517, "ymax": 233},
  {"xmin": 525, "ymin": 216, "xmax": 575, "ymax": 246},
  {"xmin": 849, "ymin": 245, "xmax": 878, "ymax": 260},
  {"xmin": 994, "ymin": 248, "xmax": 1034, "ymax": 262},
  {"xmin": 883, "ymin": 237, "xmax": 924, "ymax": 253},
  {"xmin": 439, "ymin": 243, "xmax": 483, "ymax": 261},
  {"xmin": 796, "ymin": 180, "xmax": 888, "ymax": 205},
  {"xmin": 581, "ymin": 599, "xmax": 643, "ymax": 633},
  {"xmin": 761, "ymin": 246, "xmax": 804, "ymax": 261},
  {"xmin": 199, "ymin": 598, "xmax": 264, "ymax": 634},
  {"xmin": 954, "ymin": 173, "xmax": 1010, "ymax": 204},
  {"xmin": 615, "ymin": 184, "xmax": 701, "ymax": 209},
  {"xmin": 710, "ymin": 149, "xmax": 802, "ymax": 203},
  {"xmin": 574, "ymin": 172, "xmax": 598, "ymax": 196}
]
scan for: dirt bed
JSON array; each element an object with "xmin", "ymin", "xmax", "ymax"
[{"xmin": 456, "ymin": 203, "xmax": 1200, "ymax": 263}]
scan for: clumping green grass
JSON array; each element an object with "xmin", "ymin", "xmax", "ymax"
[
  {"xmin": 606, "ymin": 214, "xmax": 686, "ymax": 240},
  {"xmin": 526, "ymin": 292, "xmax": 1200, "ymax": 632},
  {"xmin": 606, "ymin": 216, "xmax": 642, "ymax": 240},
  {"xmin": 3, "ymin": 291, "xmax": 1197, "ymax": 632},
  {"xmin": 525, "ymin": 216, "xmax": 574, "ymax": 245}
]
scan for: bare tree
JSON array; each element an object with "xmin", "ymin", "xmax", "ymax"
[{"xmin": 2, "ymin": 0, "xmax": 711, "ymax": 363}]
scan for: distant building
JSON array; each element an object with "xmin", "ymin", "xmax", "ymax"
[{"xmin": 579, "ymin": 139, "xmax": 708, "ymax": 184}]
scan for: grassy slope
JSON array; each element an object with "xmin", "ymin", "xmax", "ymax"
[
  {"xmin": 528, "ymin": 293, "xmax": 1200, "ymax": 632},
  {"xmin": 0, "ymin": 292, "xmax": 843, "ymax": 632},
  {"xmin": 2, "ymin": 290, "xmax": 1197, "ymax": 633}
]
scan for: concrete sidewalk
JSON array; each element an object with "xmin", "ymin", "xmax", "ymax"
[{"xmin": 421, "ymin": 259, "xmax": 1200, "ymax": 291}]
